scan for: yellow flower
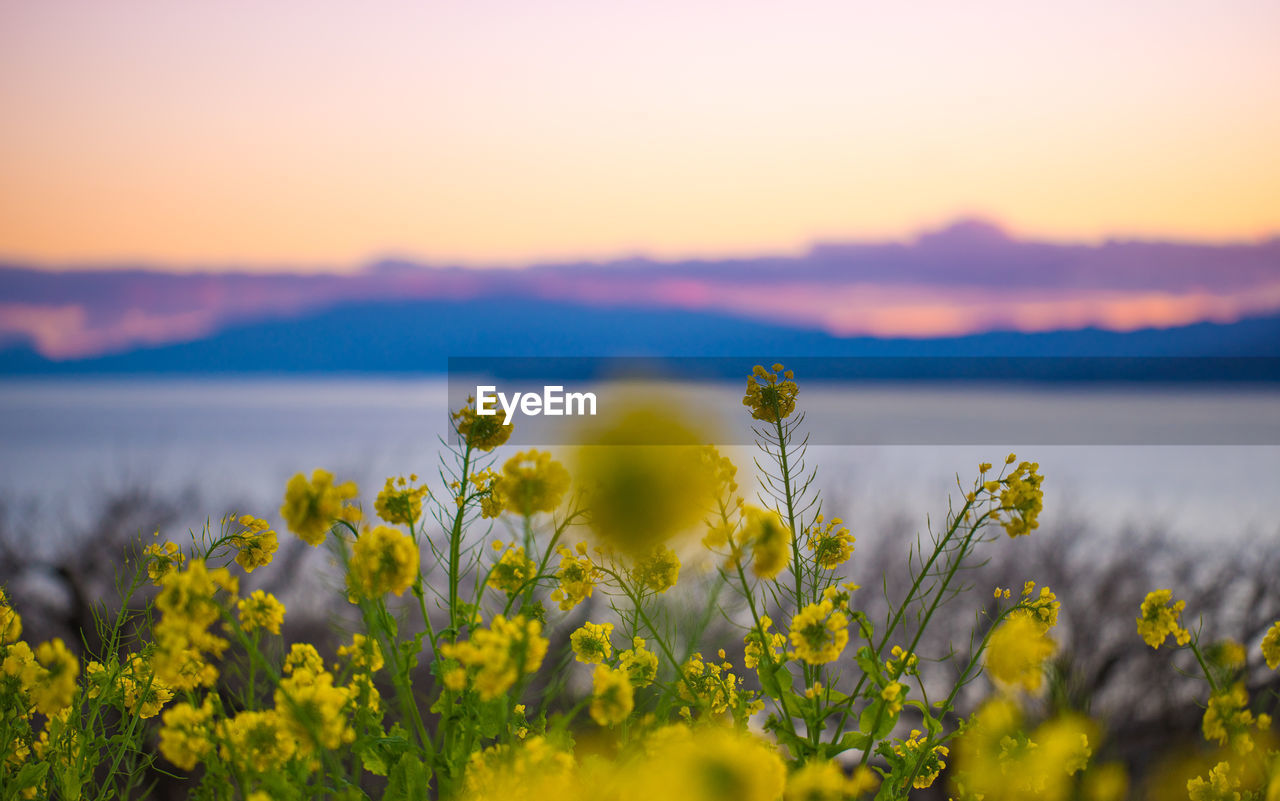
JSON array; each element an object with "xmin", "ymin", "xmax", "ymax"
[
  {"xmin": 743, "ymin": 363, "xmax": 799, "ymax": 423},
  {"xmin": 143, "ymin": 540, "xmax": 186, "ymax": 584},
  {"xmin": 159, "ymin": 697, "xmax": 216, "ymax": 771},
  {"xmin": 1014, "ymin": 583, "xmax": 1060, "ymax": 631},
  {"xmin": 337, "ymin": 633, "xmax": 384, "ymax": 672},
  {"xmin": 619, "ymin": 638, "xmax": 659, "ymax": 688},
  {"xmin": 374, "ymin": 475, "xmax": 429, "ymax": 526},
  {"xmin": 453, "ymin": 397, "xmax": 514, "ymax": 451},
  {"xmin": 280, "ymin": 469, "xmax": 358, "ymax": 546},
  {"xmin": 152, "ymin": 559, "xmax": 237, "ymax": 691},
  {"xmin": 549, "ymin": 544, "xmax": 598, "ymax": 611},
  {"xmin": 570, "ymin": 622, "xmax": 614, "ymax": 664},
  {"xmin": 630, "ymin": 547, "xmax": 681, "ymax": 594},
  {"xmin": 744, "ymin": 616, "xmax": 786, "ymax": 669},
  {"xmin": 788, "ymin": 600, "xmax": 849, "ymax": 665},
  {"xmin": 487, "ymin": 545, "xmax": 537, "ymax": 596},
  {"xmin": 463, "ymin": 736, "xmax": 575, "ymax": 800},
  {"xmin": 893, "ymin": 729, "xmax": 949, "ymax": 789},
  {"xmin": 493, "ymin": 450, "xmax": 571, "ymax": 516},
  {"xmin": 24, "ymin": 638, "xmax": 80, "ymax": 715},
  {"xmin": 633, "ymin": 725, "xmax": 786, "ymax": 801},
  {"xmin": 574, "ymin": 404, "xmax": 719, "ymax": 556},
  {"xmin": 274, "ymin": 668, "xmax": 354, "ymax": 753},
  {"xmin": 985, "ymin": 614, "xmax": 1056, "ymax": 694},
  {"xmin": 880, "ymin": 682, "xmax": 906, "ymax": 716},
  {"xmin": 678, "ymin": 653, "xmax": 744, "ymax": 717},
  {"xmin": 996, "ymin": 461, "xmax": 1044, "ymax": 538},
  {"xmin": 439, "ymin": 615, "xmax": 549, "ymax": 701},
  {"xmin": 230, "ymin": 514, "xmax": 278, "ymax": 573},
  {"xmin": 236, "ymin": 590, "xmax": 286, "ymax": 635},
  {"xmin": 347, "ymin": 525, "xmax": 419, "ymax": 599},
  {"xmin": 1262, "ymin": 620, "xmax": 1280, "ymax": 670},
  {"xmin": 118, "ymin": 654, "xmax": 174, "ymax": 719},
  {"xmin": 216, "ymin": 709, "xmax": 296, "ymax": 773},
  {"xmin": 590, "ymin": 663, "xmax": 634, "ymax": 726},
  {"xmin": 785, "ymin": 760, "xmax": 849, "ymax": 800},
  {"xmin": 806, "ymin": 515, "xmax": 854, "ymax": 569},
  {"xmin": 0, "ymin": 588, "xmax": 20, "ymax": 643},
  {"xmin": 1136, "ymin": 589, "xmax": 1191, "ymax": 649},
  {"xmin": 1187, "ymin": 761, "xmax": 1240, "ymax": 801},
  {"xmin": 1203, "ymin": 682, "xmax": 1254, "ymax": 751},
  {"xmin": 741, "ymin": 506, "xmax": 791, "ymax": 580}
]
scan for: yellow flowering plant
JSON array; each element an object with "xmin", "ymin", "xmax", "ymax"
[{"xmin": 1, "ymin": 364, "xmax": 1150, "ymax": 801}]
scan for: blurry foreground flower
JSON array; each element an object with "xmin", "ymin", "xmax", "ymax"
[
  {"xmin": 574, "ymin": 404, "xmax": 718, "ymax": 556},
  {"xmin": 280, "ymin": 469, "xmax": 358, "ymax": 546},
  {"xmin": 985, "ymin": 614, "xmax": 1056, "ymax": 694}
]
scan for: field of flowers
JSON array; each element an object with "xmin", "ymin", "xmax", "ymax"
[{"xmin": 2, "ymin": 364, "xmax": 1278, "ymax": 800}]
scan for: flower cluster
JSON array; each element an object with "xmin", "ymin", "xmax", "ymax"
[{"xmin": 743, "ymin": 363, "xmax": 799, "ymax": 422}]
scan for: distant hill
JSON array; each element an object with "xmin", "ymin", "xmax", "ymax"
[{"xmin": 3, "ymin": 297, "xmax": 1279, "ymax": 379}]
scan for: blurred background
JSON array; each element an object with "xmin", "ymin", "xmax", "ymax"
[{"xmin": 2, "ymin": 1, "xmax": 1278, "ymax": 796}]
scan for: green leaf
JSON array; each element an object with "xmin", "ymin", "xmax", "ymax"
[
  {"xmin": 757, "ymin": 660, "xmax": 792, "ymax": 699},
  {"xmin": 13, "ymin": 761, "xmax": 49, "ymax": 791},
  {"xmin": 384, "ymin": 753, "xmax": 431, "ymax": 801},
  {"xmin": 836, "ymin": 730, "xmax": 872, "ymax": 753},
  {"xmin": 859, "ymin": 699, "xmax": 899, "ymax": 741},
  {"xmin": 906, "ymin": 700, "xmax": 943, "ymax": 735}
]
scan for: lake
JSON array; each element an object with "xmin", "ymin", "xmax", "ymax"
[{"xmin": 2, "ymin": 378, "xmax": 1277, "ymax": 551}]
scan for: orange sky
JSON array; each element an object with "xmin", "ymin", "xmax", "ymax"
[{"xmin": 2, "ymin": 1, "xmax": 1279, "ymax": 269}]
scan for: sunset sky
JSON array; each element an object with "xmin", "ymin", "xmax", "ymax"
[{"xmin": 2, "ymin": 0, "xmax": 1279, "ymax": 270}]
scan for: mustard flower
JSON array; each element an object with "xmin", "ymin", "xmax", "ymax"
[
  {"xmin": 590, "ymin": 663, "xmax": 635, "ymax": 726},
  {"xmin": 216, "ymin": 709, "xmax": 296, "ymax": 774},
  {"xmin": 1136, "ymin": 589, "xmax": 1191, "ymax": 648},
  {"xmin": 453, "ymin": 397, "xmax": 514, "ymax": 451},
  {"xmin": 374, "ymin": 475, "xmax": 429, "ymax": 526},
  {"xmin": 1262, "ymin": 620, "xmax": 1280, "ymax": 670},
  {"xmin": 487, "ymin": 545, "xmax": 537, "ymax": 597},
  {"xmin": 1203, "ymin": 682, "xmax": 1255, "ymax": 751},
  {"xmin": 494, "ymin": 450, "xmax": 571, "ymax": 516},
  {"xmin": 280, "ymin": 468, "xmax": 358, "ymax": 546},
  {"xmin": 630, "ymin": 547, "xmax": 681, "ymax": 594},
  {"xmin": 118, "ymin": 654, "xmax": 174, "ymax": 719},
  {"xmin": 347, "ymin": 525, "xmax": 419, "ymax": 599},
  {"xmin": 0, "ymin": 587, "xmax": 20, "ymax": 643},
  {"xmin": 985, "ymin": 614, "xmax": 1055, "ymax": 694},
  {"xmin": 636, "ymin": 725, "xmax": 786, "ymax": 801},
  {"xmin": 1187, "ymin": 761, "xmax": 1239, "ymax": 801},
  {"xmin": 893, "ymin": 729, "xmax": 949, "ymax": 790},
  {"xmin": 996, "ymin": 460, "xmax": 1044, "ymax": 538},
  {"xmin": 788, "ymin": 600, "xmax": 849, "ymax": 665},
  {"xmin": 337, "ymin": 633, "xmax": 384, "ymax": 672},
  {"xmin": 439, "ymin": 615, "xmax": 549, "ymax": 700},
  {"xmin": 743, "ymin": 363, "xmax": 799, "ymax": 423},
  {"xmin": 159, "ymin": 697, "xmax": 216, "ymax": 771},
  {"xmin": 784, "ymin": 760, "xmax": 850, "ymax": 801},
  {"xmin": 24, "ymin": 638, "xmax": 79, "ymax": 715},
  {"xmin": 806, "ymin": 514, "xmax": 854, "ymax": 569},
  {"xmin": 678, "ymin": 653, "xmax": 744, "ymax": 717},
  {"xmin": 549, "ymin": 543, "xmax": 597, "ymax": 611},
  {"xmin": 274, "ymin": 668, "xmax": 354, "ymax": 753},
  {"xmin": 880, "ymin": 682, "xmax": 906, "ymax": 716},
  {"xmin": 236, "ymin": 590, "xmax": 286, "ymax": 635},
  {"xmin": 230, "ymin": 514, "xmax": 278, "ymax": 573},
  {"xmin": 742, "ymin": 506, "xmax": 791, "ymax": 580},
  {"xmin": 744, "ymin": 615, "xmax": 786, "ymax": 669},
  {"xmin": 570, "ymin": 621, "xmax": 614, "ymax": 664},
  {"xmin": 618, "ymin": 637, "xmax": 659, "ymax": 688},
  {"xmin": 143, "ymin": 540, "xmax": 186, "ymax": 585}
]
